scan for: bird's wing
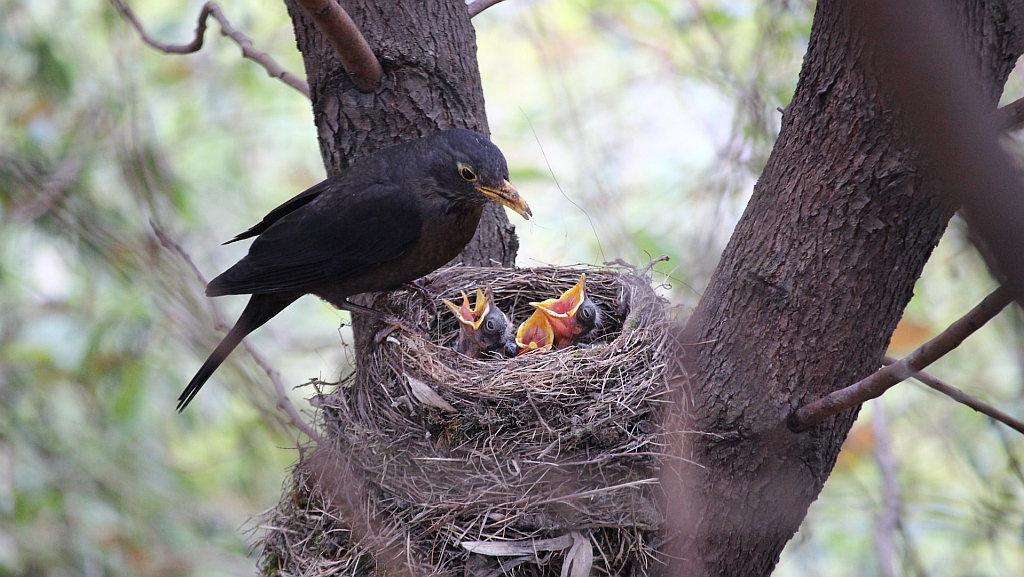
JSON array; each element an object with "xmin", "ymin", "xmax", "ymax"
[
  {"xmin": 222, "ymin": 179, "xmax": 335, "ymax": 245},
  {"xmin": 207, "ymin": 183, "xmax": 422, "ymax": 296}
]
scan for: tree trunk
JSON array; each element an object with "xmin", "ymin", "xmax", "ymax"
[
  {"xmin": 667, "ymin": 0, "xmax": 1024, "ymax": 574},
  {"xmin": 281, "ymin": 0, "xmax": 1024, "ymax": 573},
  {"xmin": 284, "ymin": 0, "xmax": 518, "ymax": 353}
]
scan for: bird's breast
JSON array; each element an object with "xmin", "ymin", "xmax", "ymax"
[{"xmin": 400, "ymin": 207, "xmax": 482, "ymax": 272}]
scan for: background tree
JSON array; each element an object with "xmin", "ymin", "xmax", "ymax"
[
  {"xmin": 667, "ymin": 0, "xmax": 1024, "ymax": 574},
  {"xmin": 3, "ymin": 0, "xmax": 1024, "ymax": 575}
]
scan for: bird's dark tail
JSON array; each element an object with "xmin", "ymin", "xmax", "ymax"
[{"xmin": 178, "ymin": 293, "xmax": 296, "ymax": 412}]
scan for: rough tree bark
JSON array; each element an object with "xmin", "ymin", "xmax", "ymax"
[
  {"xmin": 284, "ymin": 0, "xmax": 519, "ymax": 353},
  {"xmin": 667, "ymin": 0, "xmax": 1024, "ymax": 575},
  {"xmin": 278, "ymin": 0, "xmax": 1024, "ymax": 574}
]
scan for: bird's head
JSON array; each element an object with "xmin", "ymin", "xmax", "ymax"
[
  {"xmin": 429, "ymin": 129, "xmax": 532, "ymax": 220},
  {"xmin": 530, "ymin": 274, "xmax": 601, "ymax": 348},
  {"xmin": 515, "ymin": 308, "xmax": 555, "ymax": 355},
  {"xmin": 443, "ymin": 287, "xmax": 515, "ymax": 359}
]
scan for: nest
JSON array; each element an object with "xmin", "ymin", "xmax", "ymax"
[{"xmin": 259, "ymin": 265, "xmax": 679, "ymax": 577}]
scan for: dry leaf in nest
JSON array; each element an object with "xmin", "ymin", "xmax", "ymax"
[{"xmin": 259, "ymin": 265, "xmax": 682, "ymax": 577}]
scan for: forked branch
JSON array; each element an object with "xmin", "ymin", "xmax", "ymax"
[
  {"xmin": 110, "ymin": 0, "xmax": 310, "ymax": 98},
  {"xmin": 883, "ymin": 356, "xmax": 1024, "ymax": 436},
  {"xmin": 789, "ymin": 286, "xmax": 1013, "ymax": 432}
]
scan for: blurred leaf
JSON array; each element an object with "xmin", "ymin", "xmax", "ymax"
[{"xmin": 27, "ymin": 34, "xmax": 71, "ymax": 99}]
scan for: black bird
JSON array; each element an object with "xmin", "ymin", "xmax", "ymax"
[
  {"xmin": 179, "ymin": 129, "xmax": 531, "ymax": 410},
  {"xmin": 442, "ymin": 287, "xmax": 516, "ymax": 359}
]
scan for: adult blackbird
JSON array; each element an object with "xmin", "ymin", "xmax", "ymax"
[
  {"xmin": 442, "ymin": 287, "xmax": 516, "ymax": 359},
  {"xmin": 515, "ymin": 308, "xmax": 555, "ymax": 354},
  {"xmin": 530, "ymin": 274, "xmax": 600, "ymax": 349},
  {"xmin": 179, "ymin": 129, "xmax": 531, "ymax": 411}
]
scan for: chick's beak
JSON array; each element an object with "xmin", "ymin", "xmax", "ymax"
[
  {"xmin": 469, "ymin": 289, "xmax": 490, "ymax": 330},
  {"xmin": 531, "ymin": 274, "xmax": 587, "ymax": 317},
  {"xmin": 530, "ymin": 274, "xmax": 590, "ymax": 348},
  {"xmin": 515, "ymin": 309, "xmax": 554, "ymax": 354},
  {"xmin": 477, "ymin": 179, "xmax": 532, "ymax": 220},
  {"xmin": 443, "ymin": 291, "xmax": 481, "ymax": 329}
]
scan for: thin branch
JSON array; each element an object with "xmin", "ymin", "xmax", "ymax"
[
  {"xmin": 871, "ymin": 400, "xmax": 900, "ymax": 577},
  {"xmin": 884, "ymin": 356, "xmax": 1024, "ymax": 436},
  {"xmin": 150, "ymin": 220, "xmax": 322, "ymax": 443},
  {"xmin": 468, "ymin": 0, "xmax": 508, "ymax": 18},
  {"xmin": 11, "ymin": 155, "xmax": 81, "ymax": 222},
  {"xmin": 994, "ymin": 425, "xmax": 1024, "ymax": 487},
  {"xmin": 290, "ymin": 0, "xmax": 382, "ymax": 92},
  {"xmin": 994, "ymin": 95, "xmax": 1024, "ymax": 132},
  {"xmin": 789, "ymin": 286, "xmax": 1013, "ymax": 432},
  {"xmin": 244, "ymin": 343, "xmax": 323, "ymax": 443},
  {"xmin": 110, "ymin": 0, "xmax": 310, "ymax": 98},
  {"xmin": 642, "ymin": 254, "xmax": 671, "ymax": 276}
]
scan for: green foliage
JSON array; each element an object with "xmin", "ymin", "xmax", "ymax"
[
  {"xmin": 1, "ymin": 0, "xmax": 305, "ymax": 574},
  {"xmin": 476, "ymin": 0, "xmax": 813, "ymax": 290},
  {"xmin": 3, "ymin": 0, "xmax": 1024, "ymax": 574}
]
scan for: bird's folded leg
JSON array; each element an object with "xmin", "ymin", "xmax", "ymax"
[{"xmin": 336, "ymin": 298, "xmax": 425, "ymax": 336}]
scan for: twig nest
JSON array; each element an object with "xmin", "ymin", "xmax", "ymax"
[{"xmin": 260, "ymin": 266, "xmax": 677, "ymax": 577}]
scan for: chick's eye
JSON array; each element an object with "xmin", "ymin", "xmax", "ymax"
[
  {"xmin": 460, "ymin": 166, "xmax": 478, "ymax": 182},
  {"xmin": 485, "ymin": 319, "xmax": 497, "ymax": 332},
  {"xmin": 579, "ymin": 306, "xmax": 594, "ymax": 321}
]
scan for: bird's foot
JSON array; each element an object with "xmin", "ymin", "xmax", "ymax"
[{"xmin": 374, "ymin": 325, "xmax": 400, "ymax": 345}]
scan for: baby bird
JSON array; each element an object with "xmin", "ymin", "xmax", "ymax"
[
  {"xmin": 530, "ymin": 273, "xmax": 600, "ymax": 349},
  {"xmin": 515, "ymin": 308, "xmax": 555, "ymax": 355},
  {"xmin": 443, "ymin": 288, "xmax": 515, "ymax": 359}
]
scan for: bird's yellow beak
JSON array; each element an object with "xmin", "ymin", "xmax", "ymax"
[
  {"xmin": 515, "ymin": 309, "xmax": 554, "ymax": 354},
  {"xmin": 531, "ymin": 274, "xmax": 587, "ymax": 318},
  {"xmin": 443, "ymin": 291, "xmax": 475, "ymax": 328},
  {"xmin": 443, "ymin": 289, "xmax": 490, "ymax": 330},
  {"xmin": 468, "ymin": 288, "xmax": 490, "ymax": 330},
  {"xmin": 477, "ymin": 179, "xmax": 532, "ymax": 220}
]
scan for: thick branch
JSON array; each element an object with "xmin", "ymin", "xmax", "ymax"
[
  {"xmin": 110, "ymin": 0, "xmax": 310, "ymax": 98},
  {"xmin": 467, "ymin": 0, "xmax": 507, "ymax": 18},
  {"xmin": 789, "ymin": 286, "xmax": 1013, "ymax": 431},
  {"xmin": 883, "ymin": 356, "xmax": 1024, "ymax": 436},
  {"xmin": 663, "ymin": 0, "xmax": 1024, "ymax": 573},
  {"xmin": 290, "ymin": 0, "xmax": 382, "ymax": 92}
]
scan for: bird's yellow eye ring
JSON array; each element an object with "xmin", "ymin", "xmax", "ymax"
[{"xmin": 459, "ymin": 165, "xmax": 478, "ymax": 182}]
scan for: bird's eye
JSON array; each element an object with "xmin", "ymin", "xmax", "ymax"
[
  {"xmin": 460, "ymin": 166, "xmax": 478, "ymax": 182},
  {"xmin": 485, "ymin": 318, "xmax": 497, "ymax": 332}
]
